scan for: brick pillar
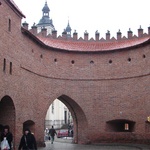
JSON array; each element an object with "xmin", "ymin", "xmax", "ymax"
[
  {"xmin": 148, "ymin": 26, "xmax": 150, "ymax": 35},
  {"xmin": 22, "ymin": 22, "xmax": 28, "ymax": 30},
  {"xmin": 41, "ymin": 28, "xmax": 47, "ymax": 37},
  {"xmin": 62, "ymin": 30, "xmax": 67, "ymax": 39},
  {"xmin": 95, "ymin": 30, "xmax": 100, "ymax": 41},
  {"xmin": 31, "ymin": 24, "xmax": 37, "ymax": 35},
  {"xmin": 84, "ymin": 31, "xmax": 88, "ymax": 41},
  {"xmin": 73, "ymin": 30, "xmax": 78, "ymax": 40},
  {"xmin": 117, "ymin": 29, "xmax": 122, "ymax": 40},
  {"xmin": 106, "ymin": 30, "xmax": 110, "ymax": 40},
  {"xmin": 138, "ymin": 26, "xmax": 143, "ymax": 37},
  {"xmin": 52, "ymin": 30, "xmax": 57, "ymax": 39},
  {"xmin": 128, "ymin": 28, "xmax": 133, "ymax": 39}
]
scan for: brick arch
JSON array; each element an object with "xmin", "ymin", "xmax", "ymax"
[
  {"xmin": 0, "ymin": 95, "xmax": 15, "ymax": 146},
  {"xmin": 23, "ymin": 120, "xmax": 35, "ymax": 134},
  {"xmin": 57, "ymin": 95, "xmax": 89, "ymax": 144}
]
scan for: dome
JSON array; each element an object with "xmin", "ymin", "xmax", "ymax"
[{"xmin": 42, "ymin": 1, "xmax": 50, "ymax": 13}]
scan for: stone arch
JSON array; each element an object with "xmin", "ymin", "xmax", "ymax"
[{"xmin": 56, "ymin": 95, "xmax": 89, "ymax": 144}]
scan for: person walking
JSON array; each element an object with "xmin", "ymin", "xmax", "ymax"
[
  {"xmin": 18, "ymin": 128, "xmax": 37, "ymax": 150},
  {"xmin": 0, "ymin": 125, "xmax": 13, "ymax": 150},
  {"xmin": 49, "ymin": 126, "xmax": 57, "ymax": 144}
]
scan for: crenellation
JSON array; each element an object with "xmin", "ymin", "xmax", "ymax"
[
  {"xmin": 89, "ymin": 38, "xmax": 95, "ymax": 41},
  {"xmin": 22, "ymin": 21, "xmax": 150, "ymax": 42}
]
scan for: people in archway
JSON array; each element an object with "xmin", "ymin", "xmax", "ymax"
[
  {"xmin": 49, "ymin": 126, "xmax": 57, "ymax": 144},
  {"xmin": 0, "ymin": 125, "xmax": 13, "ymax": 150},
  {"xmin": 18, "ymin": 128, "xmax": 37, "ymax": 150}
]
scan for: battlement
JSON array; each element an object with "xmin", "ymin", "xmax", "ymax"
[{"xmin": 22, "ymin": 22, "xmax": 150, "ymax": 42}]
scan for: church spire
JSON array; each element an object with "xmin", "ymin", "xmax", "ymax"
[
  {"xmin": 42, "ymin": 1, "xmax": 50, "ymax": 17},
  {"xmin": 36, "ymin": 1, "xmax": 55, "ymax": 34},
  {"xmin": 65, "ymin": 19, "xmax": 72, "ymax": 38}
]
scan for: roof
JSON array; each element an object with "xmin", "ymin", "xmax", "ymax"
[
  {"xmin": 8, "ymin": 0, "xmax": 26, "ymax": 18},
  {"xmin": 37, "ymin": 36, "xmax": 150, "ymax": 52},
  {"xmin": 21, "ymin": 27, "xmax": 150, "ymax": 52},
  {"xmin": 42, "ymin": 1, "xmax": 50, "ymax": 12}
]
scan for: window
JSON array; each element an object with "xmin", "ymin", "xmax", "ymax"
[
  {"xmin": 8, "ymin": 19, "xmax": 11, "ymax": 32},
  {"xmin": 10, "ymin": 62, "xmax": 12, "ymax": 74},
  {"xmin": 3, "ymin": 58, "xmax": 6, "ymax": 72},
  {"xmin": 51, "ymin": 103, "xmax": 54, "ymax": 114},
  {"xmin": 125, "ymin": 123, "xmax": 129, "ymax": 130}
]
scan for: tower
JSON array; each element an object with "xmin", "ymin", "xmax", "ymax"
[
  {"xmin": 36, "ymin": 1, "xmax": 55, "ymax": 34},
  {"xmin": 65, "ymin": 20, "xmax": 72, "ymax": 38}
]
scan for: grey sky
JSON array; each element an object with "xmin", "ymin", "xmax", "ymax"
[{"xmin": 14, "ymin": 0, "xmax": 150, "ymax": 39}]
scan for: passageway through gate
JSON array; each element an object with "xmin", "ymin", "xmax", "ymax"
[
  {"xmin": 0, "ymin": 95, "xmax": 15, "ymax": 146},
  {"xmin": 45, "ymin": 95, "xmax": 89, "ymax": 144}
]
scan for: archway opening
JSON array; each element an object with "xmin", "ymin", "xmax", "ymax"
[
  {"xmin": 0, "ymin": 95, "xmax": 15, "ymax": 134},
  {"xmin": 45, "ymin": 99, "xmax": 73, "ymax": 130},
  {"xmin": 23, "ymin": 120, "xmax": 35, "ymax": 134},
  {"xmin": 44, "ymin": 95, "xmax": 88, "ymax": 144},
  {"xmin": 106, "ymin": 119, "xmax": 135, "ymax": 132}
]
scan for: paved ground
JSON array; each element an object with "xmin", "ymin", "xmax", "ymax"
[{"xmin": 38, "ymin": 137, "xmax": 150, "ymax": 150}]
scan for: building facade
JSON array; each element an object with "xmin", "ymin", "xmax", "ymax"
[
  {"xmin": 0, "ymin": 0, "xmax": 150, "ymax": 149},
  {"xmin": 45, "ymin": 99, "xmax": 72, "ymax": 129}
]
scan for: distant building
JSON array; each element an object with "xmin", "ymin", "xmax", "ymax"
[
  {"xmin": 45, "ymin": 99, "xmax": 72, "ymax": 129},
  {"xmin": 65, "ymin": 20, "xmax": 72, "ymax": 38},
  {"xmin": 36, "ymin": 1, "xmax": 55, "ymax": 34}
]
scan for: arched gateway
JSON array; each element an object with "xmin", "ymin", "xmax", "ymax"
[{"xmin": 0, "ymin": 0, "xmax": 150, "ymax": 149}]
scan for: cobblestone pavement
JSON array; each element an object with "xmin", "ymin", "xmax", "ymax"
[{"xmin": 38, "ymin": 138, "xmax": 150, "ymax": 150}]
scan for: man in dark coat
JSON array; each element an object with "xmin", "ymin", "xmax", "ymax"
[
  {"xmin": 49, "ymin": 126, "xmax": 57, "ymax": 144},
  {"xmin": 18, "ymin": 128, "xmax": 37, "ymax": 150},
  {"xmin": 0, "ymin": 125, "xmax": 13, "ymax": 150}
]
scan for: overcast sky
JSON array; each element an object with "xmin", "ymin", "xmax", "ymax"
[{"xmin": 13, "ymin": 0, "xmax": 150, "ymax": 39}]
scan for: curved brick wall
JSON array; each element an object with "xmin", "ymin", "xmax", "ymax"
[{"xmin": 0, "ymin": 0, "xmax": 150, "ymax": 149}]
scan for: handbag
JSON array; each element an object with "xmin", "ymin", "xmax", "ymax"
[{"xmin": 1, "ymin": 137, "xmax": 10, "ymax": 150}]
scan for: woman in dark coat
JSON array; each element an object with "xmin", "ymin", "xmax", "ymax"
[
  {"xmin": 18, "ymin": 128, "xmax": 37, "ymax": 150},
  {"xmin": 0, "ymin": 125, "xmax": 13, "ymax": 150}
]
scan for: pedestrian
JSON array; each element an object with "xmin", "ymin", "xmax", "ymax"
[
  {"xmin": 18, "ymin": 128, "xmax": 37, "ymax": 150},
  {"xmin": 0, "ymin": 125, "xmax": 13, "ymax": 150},
  {"xmin": 49, "ymin": 126, "xmax": 57, "ymax": 144}
]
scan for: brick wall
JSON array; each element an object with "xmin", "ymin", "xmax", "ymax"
[{"xmin": 0, "ymin": 0, "xmax": 150, "ymax": 149}]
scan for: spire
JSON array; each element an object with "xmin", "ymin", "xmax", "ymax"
[
  {"xmin": 65, "ymin": 19, "xmax": 72, "ymax": 38},
  {"xmin": 36, "ymin": 1, "xmax": 55, "ymax": 34},
  {"xmin": 37, "ymin": 1, "xmax": 54, "ymax": 26},
  {"xmin": 42, "ymin": 1, "xmax": 50, "ymax": 16}
]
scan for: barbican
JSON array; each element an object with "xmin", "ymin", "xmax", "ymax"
[{"xmin": 0, "ymin": 0, "xmax": 150, "ymax": 149}]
